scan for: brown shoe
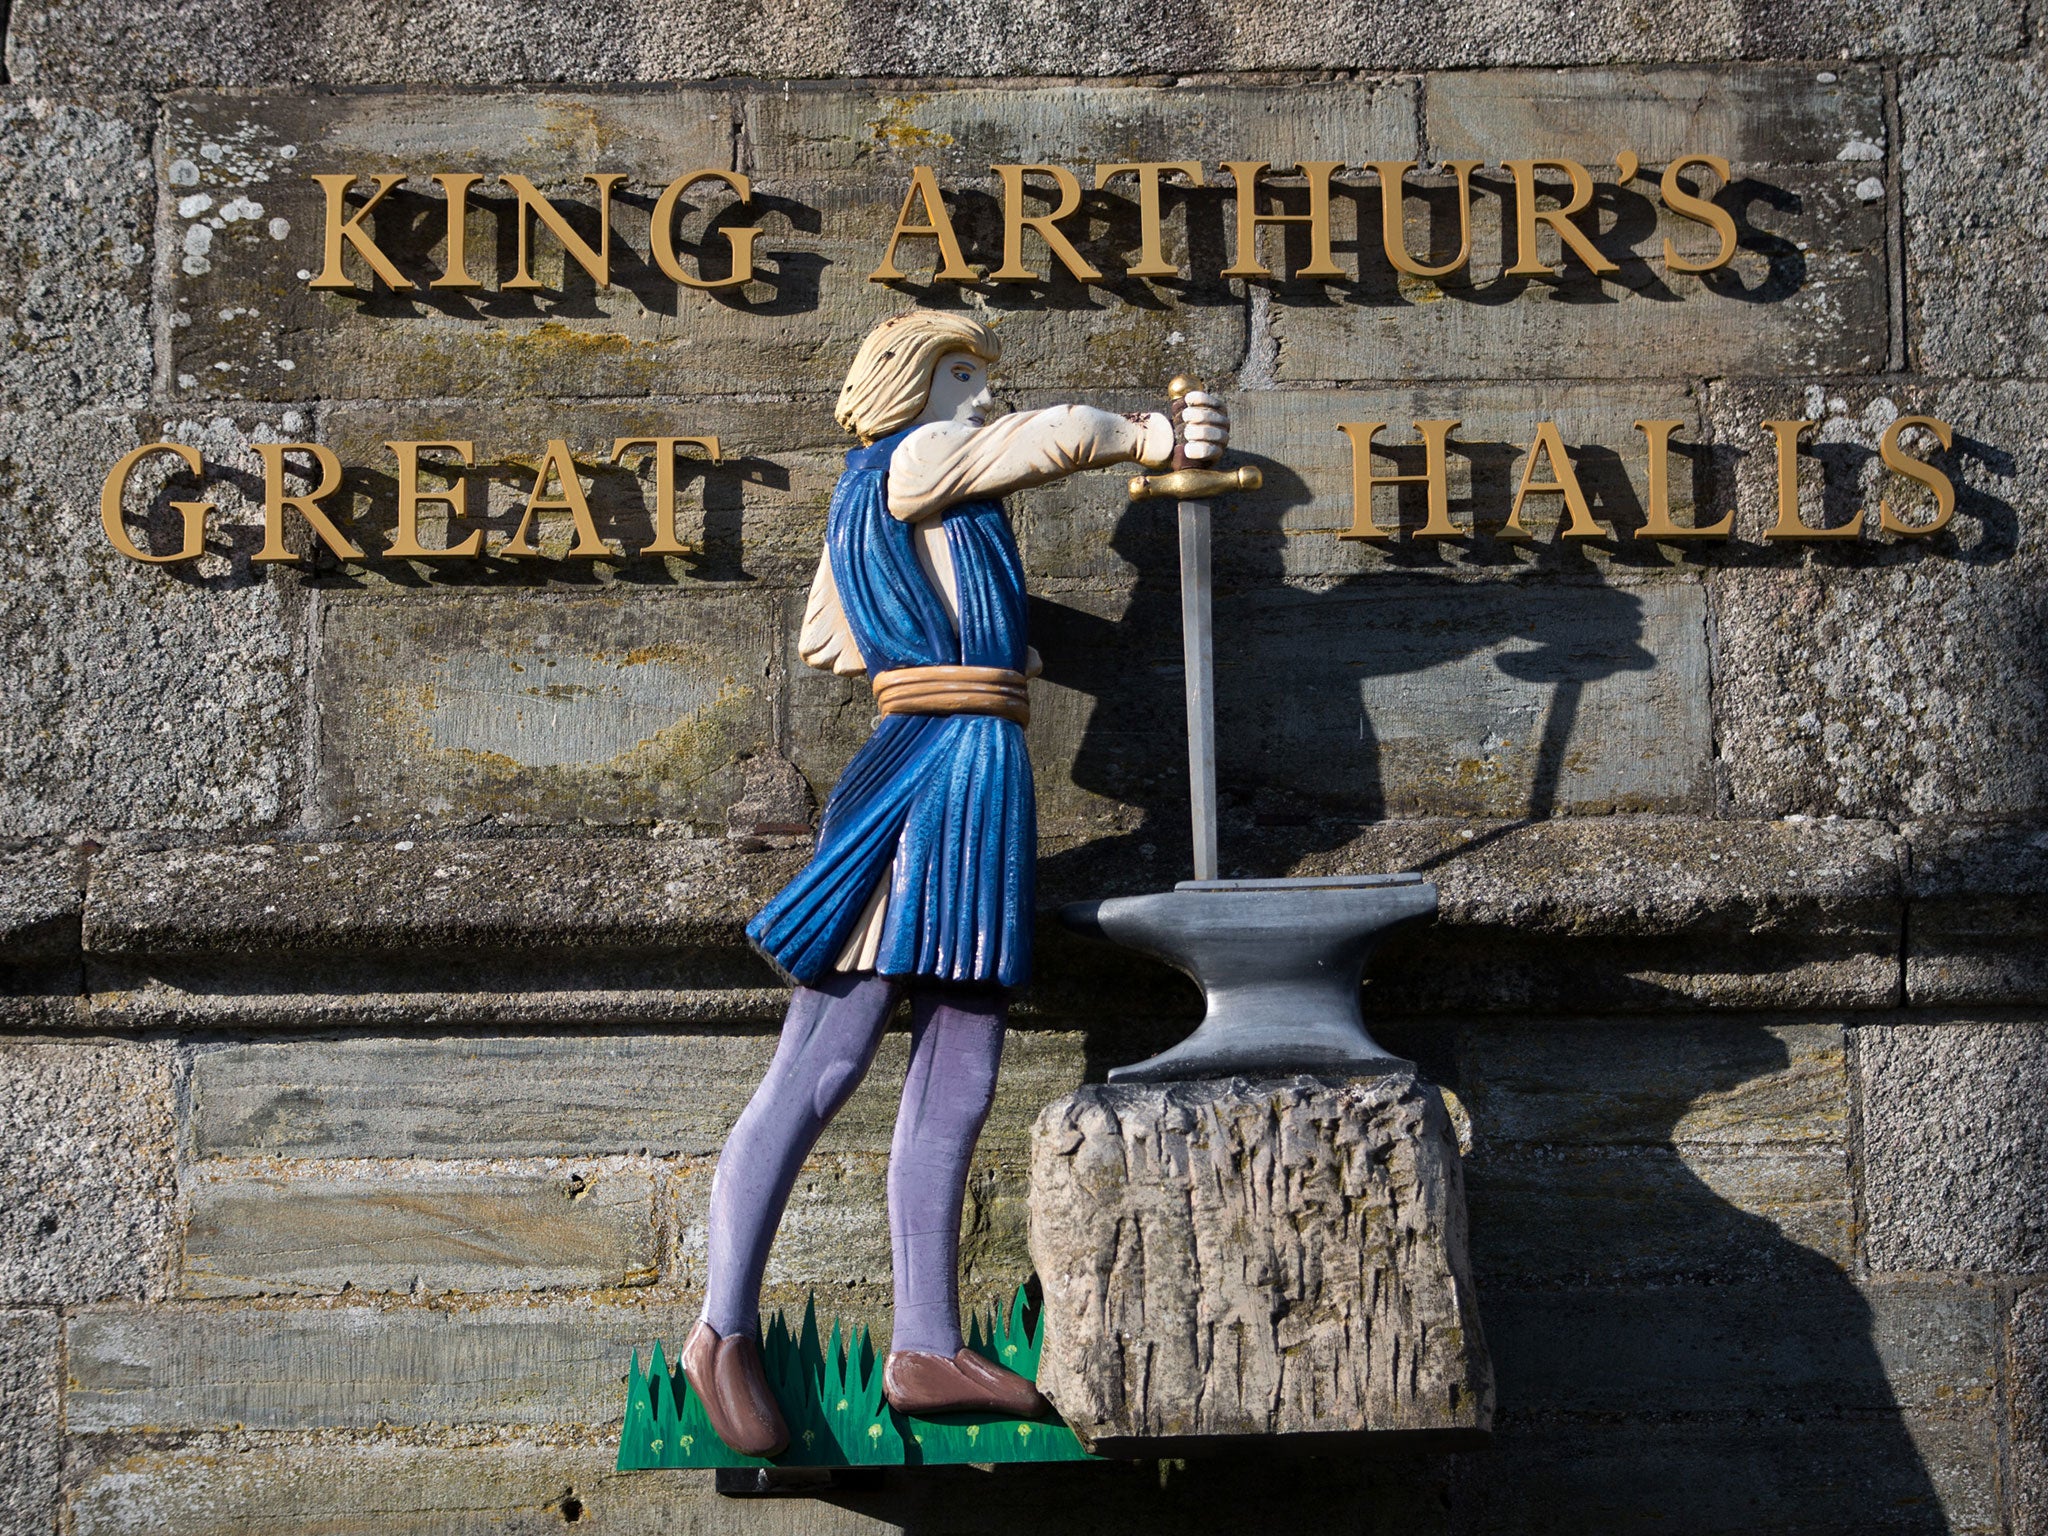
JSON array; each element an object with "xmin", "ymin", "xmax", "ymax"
[
  {"xmin": 883, "ymin": 1348, "xmax": 1051, "ymax": 1418},
  {"xmin": 680, "ymin": 1320, "xmax": 789, "ymax": 1458}
]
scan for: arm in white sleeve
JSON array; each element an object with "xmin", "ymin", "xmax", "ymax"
[{"xmin": 886, "ymin": 405, "xmax": 1174, "ymax": 522}]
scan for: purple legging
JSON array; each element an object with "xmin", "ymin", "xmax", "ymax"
[{"xmin": 702, "ymin": 972, "xmax": 1006, "ymax": 1355}]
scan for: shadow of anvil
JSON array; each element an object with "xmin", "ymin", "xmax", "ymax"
[{"xmin": 1058, "ymin": 875, "xmax": 1438, "ymax": 1082}]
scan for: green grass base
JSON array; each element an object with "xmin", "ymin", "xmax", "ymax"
[{"xmin": 618, "ymin": 1283, "xmax": 1095, "ymax": 1469}]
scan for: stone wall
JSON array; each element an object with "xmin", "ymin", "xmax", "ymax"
[{"xmin": 0, "ymin": 3, "xmax": 2043, "ymax": 1531}]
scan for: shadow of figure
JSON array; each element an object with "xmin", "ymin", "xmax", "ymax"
[
  {"xmin": 788, "ymin": 1023, "xmax": 1954, "ymax": 1536},
  {"xmin": 994, "ymin": 470, "xmax": 1954, "ymax": 1531},
  {"xmin": 1391, "ymin": 1016, "xmax": 1954, "ymax": 1534},
  {"xmin": 1027, "ymin": 460, "xmax": 1658, "ymax": 917}
]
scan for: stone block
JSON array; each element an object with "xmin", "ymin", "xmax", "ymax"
[
  {"xmin": 315, "ymin": 592, "xmax": 782, "ymax": 832},
  {"xmin": 84, "ymin": 835, "xmax": 791, "ymax": 959},
  {"xmin": 1452, "ymin": 1416, "xmax": 1998, "ymax": 1536},
  {"xmin": 0, "ymin": 845, "xmax": 84, "ymax": 963},
  {"xmin": 1312, "ymin": 815, "xmax": 1901, "ymax": 1013},
  {"xmin": 0, "ymin": 92, "xmax": 152, "ymax": 411},
  {"xmin": 1270, "ymin": 68, "xmax": 1887, "ymax": 383},
  {"xmin": 1485, "ymin": 1281, "xmax": 1994, "ymax": 1417},
  {"xmin": 83, "ymin": 817, "xmax": 1904, "ymax": 1024},
  {"xmin": 1458, "ymin": 1020, "xmax": 1847, "ymax": 1151},
  {"xmin": 318, "ymin": 398, "xmax": 845, "ymax": 590},
  {"xmin": 1706, "ymin": 380, "xmax": 2048, "ymax": 819},
  {"xmin": 68, "ymin": 1445, "xmax": 621, "ymax": 1536},
  {"xmin": 0, "ymin": 1037, "xmax": 175, "ymax": 1304},
  {"xmin": 2013, "ymin": 1287, "xmax": 2047, "ymax": 1536},
  {"xmin": 1466, "ymin": 1146, "xmax": 1852, "ymax": 1284},
  {"xmin": 159, "ymin": 85, "xmax": 1256, "ymax": 404},
  {"xmin": 666, "ymin": 1149, "xmax": 1031, "ymax": 1294},
  {"xmin": 65, "ymin": 1300, "xmax": 693, "ymax": 1431},
  {"xmin": 0, "ymin": 845, "xmax": 85, "ymax": 1020},
  {"xmin": 1859, "ymin": 1021, "xmax": 2048, "ymax": 1274},
  {"xmin": 1224, "ymin": 580, "xmax": 1708, "ymax": 817},
  {"xmin": 1030, "ymin": 1075, "xmax": 1491, "ymax": 1449},
  {"xmin": 64, "ymin": 1438, "xmax": 1442, "ymax": 1536},
  {"xmin": 181, "ymin": 1166, "xmax": 659, "ymax": 1297},
  {"xmin": 187, "ymin": 1029, "xmax": 1085, "ymax": 1159},
  {"xmin": 1425, "ymin": 67, "xmax": 1888, "ymax": 167},
  {"xmin": 11, "ymin": 1, "xmax": 2023, "ymax": 89},
  {"xmin": 1029, "ymin": 578, "xmax": 1711, "ymax": 830},
  {"xmin": 1905, "ymin": 60, "xmax": 2048, "ymax": 378},
  {"xmin": 1903, "ymin": 821, "xmax": 2048, "ymax": 1005},
  {"xmin": 0, "ymin": 410, "xmax": 307, "ymax": 838},
  {"xmin": 0, "ymin": 1311, "xmax": 59, "ymax": 1536}
]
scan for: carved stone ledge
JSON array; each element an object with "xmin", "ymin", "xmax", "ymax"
[{"xmin": 0, "ymin": 817, "xmax": 1956, "ymax": 1026}]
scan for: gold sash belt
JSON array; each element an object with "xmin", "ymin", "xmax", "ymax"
[{"xmin": 872, "ymin": 665, "xmax": 1031, "ymax": 728}]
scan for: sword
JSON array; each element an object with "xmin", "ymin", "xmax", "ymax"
[{"xmin": 1128, "ymin": 376, "xmax": 1261, "ymax": 883}]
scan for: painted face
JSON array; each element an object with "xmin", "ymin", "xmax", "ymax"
[{"xmin": 916, "ymin": 351, "xmax": 993, "ymax": 429}]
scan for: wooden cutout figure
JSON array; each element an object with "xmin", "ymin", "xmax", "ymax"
[{"xmin": 683, "ymin": 310, "xmax": 1229, "ymax": 1456}]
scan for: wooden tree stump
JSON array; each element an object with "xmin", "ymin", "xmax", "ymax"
[{"xmin": 1028, "ymin": 1073, "xmax": 1493, "ymax": 1453}]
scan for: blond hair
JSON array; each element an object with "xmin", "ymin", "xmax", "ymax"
[{"xmin": 834, "ymin": 310, "xmax": 1001, "ymax": 442}]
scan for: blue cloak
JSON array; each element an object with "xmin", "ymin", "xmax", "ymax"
[{"xmin": 746, "ymin": 429, "xmax": 1036, "ymax": 989}]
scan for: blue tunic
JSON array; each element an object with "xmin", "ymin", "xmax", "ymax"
[{"xmin": 747, "ymin": 429, "xmax": 1037, "ymax": 989}]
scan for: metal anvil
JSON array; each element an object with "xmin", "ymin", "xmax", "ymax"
[{"xmin": 1061, "ymin": 873, "xmax": 1436, "ymax": 1082}]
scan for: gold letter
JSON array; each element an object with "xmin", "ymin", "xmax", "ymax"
[
  {"xmin": 651, "ymin": 170, "xmax": 760, "ymax": 290},
  {"xmin": 1504, "ymin": 159, "xmax": 1620, "ymax": 276},
  {"xmin": 1879, "ymin": 415, "xmax": 1957, "ymax": 536},
  {"xmin": 308, "ymin": 173, "xmax": 413, "ymax": 291},
  {"xmin": 1337, "ymin": 421, "xmax": 1461, "ymax": 539},
  {"xmin": 253, "ymin": 443, "xmax": 363, "ymax": 563},
  {"xmin": 100, "ymin": 443, "xmax": 209, "ymax": 563},
  {"xmin": 1632, "ymin": 420, "xmax": 1732, "ymax": 539},
  {"xmin": 1370, "ymin": 160, "xmax": 1481, "ymax": 278},
  {"xmin": 869, "ymin": 167, "xmax": 977, "ymax": 282},
  {"xmin": 1760, "ymin": 419, "xmax": 1861, "ymax": 540},
  {"xmin": 501, "ymin": 173, "xmax": 626, "ymax": 290},
  {"xmin": 1661, "ymin": 153, "xmax": 1737, "ymax": 274},
  {"xmin": 385, "ymin": 440, "xmax": 481, "ymax": 559},
  {"xmin": 1222, "ymin": 161, "xmax": 1344, "ymax": 280},
  {"xmin": 1094, "ymin": 161, "xmax": 1203, "ymax": 278},
  {"xmin": 428, "ymin": 173, "xmax": 483, "ymax": 290},
  {"xmin": 990, "ymin": 164, "xmax": 1102, "ymax": 283},
  {"xmin": 612, "ymin": 435, "xmax": 722, "ymax": 555},
  {"xmin": 501, "ymin": 439, "xmax": 612, "ymax": 559},
  {"xmin": 1502, "ymin": 422, "xmax": 1606, "ymax": 539}
]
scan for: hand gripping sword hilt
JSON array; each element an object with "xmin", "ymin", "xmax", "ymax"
[{"xmin": 1129, "ymin": 375, "xmax": 1262, "ymax": 501}]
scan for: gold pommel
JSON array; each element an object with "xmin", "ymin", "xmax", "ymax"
[
  {"xmin": 1167, "ymin": 375, "xmax": 1198, "ymax": 400},
  {"xmin": 1128, "ymin": 464, "xmax": 1263, "ymax": 501}
]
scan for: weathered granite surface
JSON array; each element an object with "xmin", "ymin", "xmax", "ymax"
[
  {"xmin": 1905, "ymin": 59, "xmax": 2048, "ymax": 378},
  {"xmin": 2014, "ymin": 1287, "xmax": 2048, "ymax": 1536},
  {"xmin": 0, "ymin": 92, "xmax": 152, "ymax": 411},
  {"xmin": 7, "ymin": 0, "xmax": 2023, "ymax": 87},
  {"xmin": 1030, "ymin": 1074, "xmax": 1491, "ymax": 1449},
  {"xmin": 1901, "ymin": 821, "xmax": 2048, "ymax": 1005},
  {"xmin": 0, "ymin": 411, "xmax": 307, "ymax": 839},
  {"xmin": 0, "ymin": 1311, "xmax": 59, "ymax": 1536},
  {"xmin": 1707, "ymin": 381, "xmax": 2048, "ymax": 821},
  {"xmin": 1859, "ymin": 1021, "xmax": 2048, "ymax": 1275},
  {"xmin": 0, "ymin": 844, "xmax": 82, "ymax": 962},
  {"xmin": 0, "ymin": 1037, "xmax": 177, "ymax": 1303}
]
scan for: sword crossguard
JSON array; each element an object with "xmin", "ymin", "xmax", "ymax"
[{"xmin": 1128, "ymin": 465, "xmax": 1263, "ymax": 502}]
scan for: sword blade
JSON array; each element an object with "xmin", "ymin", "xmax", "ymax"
[{"xmin": 1178, "ymin": 497, "xmax": 1218, "ymax": 882}]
